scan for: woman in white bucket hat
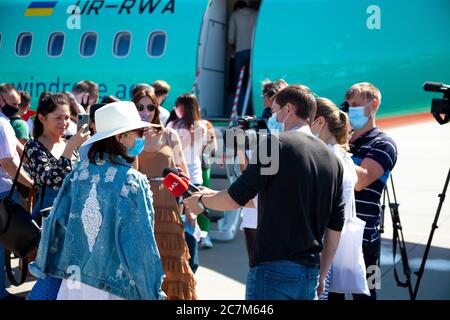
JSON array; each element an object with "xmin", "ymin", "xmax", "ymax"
[{"xmin": 29, "ymin": 101, "xmax": 166, "ymax": 300}]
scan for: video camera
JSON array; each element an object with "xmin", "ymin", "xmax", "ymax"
[
  {"xmin": 236, "ymin": 116, "xmax": 268, "ymax": 132},
  {"xmin": 424, "ymin": 82, "xmax": 450, "ymax": 125},
  {"xmin": 224, "ymin": 116, "xmax": 269, "ymax": 154}
]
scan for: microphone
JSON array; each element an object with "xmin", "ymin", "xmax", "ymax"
[
  {"xmin": 163, "ymin": 173, "xmax": 191, "ymax": 198},
  {"xmin": 162, "ymin": 166, "xmax": 201, "ymax": 193},
  {"xmin": 162, "ymin": 167, "xmax": 179, "ymax": 178},
  {"xmin": 163, "ymin": 172, "xmax": 212, "ymax": 219},
  {"xmin": 423, "ymin": 82, "xmax": 450, "ymax": 93}
]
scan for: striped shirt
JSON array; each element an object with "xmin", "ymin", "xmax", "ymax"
[{"xmin": 350, "ymin": 127, "xmax": 398, "ymax": 244}]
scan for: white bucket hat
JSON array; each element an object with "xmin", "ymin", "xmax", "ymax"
[{"xmin": 81, "ymin": 101, "xmax": 157, "ymax": 146}]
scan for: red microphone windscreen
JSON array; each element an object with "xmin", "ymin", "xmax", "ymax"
[{"xmin": 163, "ymin": 173, "xmax": 189, "ymax": 197}]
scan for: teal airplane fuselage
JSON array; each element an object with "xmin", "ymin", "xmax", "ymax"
[{"xmin": 1, "ymin": 0, "xmax": 449, "ymax": 119}]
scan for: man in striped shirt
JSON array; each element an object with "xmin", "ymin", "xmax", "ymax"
[{"xmin": 330, "ymin": 83, "xmax": 398, "ymax": 300}]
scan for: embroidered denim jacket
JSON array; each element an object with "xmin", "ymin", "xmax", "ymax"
[{"xmin": 29, "ymin": 155, "xmax": 165, "ymax": 300}]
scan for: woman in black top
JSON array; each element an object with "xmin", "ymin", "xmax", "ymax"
[
  {"xmin": 25, "ymin": 93, "xmax": 89, "ymax": 300},
  {"xmin": 26, "ymin": 93, "xmax": 89, "ymax": 217}
]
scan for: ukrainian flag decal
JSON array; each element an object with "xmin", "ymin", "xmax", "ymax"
[{"xmin": 24, "ymin": 1, "xmax": 57, "ymax": 16}]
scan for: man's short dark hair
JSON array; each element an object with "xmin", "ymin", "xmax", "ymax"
[
  {"xmin": 72, "ymin": 80, "xmax": 99, "ymax": 103},
  {"xmin": 151, "ymin": 80, "xmax": 171, "ymax": 97},
  {"xmin": 262, "ymin": 79, "xmax": 288, "ymax": 99},
  {"xmin": 0, "ymin": 83, "xmax": 19, "ymax": 97},
  {"xmin": 19, "ymin": 91, "xmax": 31, "ymax": 108},
  {"xmin": 274, "ymin": 85, "xmax": 317, "ymax": 122}
]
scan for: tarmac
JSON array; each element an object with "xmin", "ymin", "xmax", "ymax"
[{"xmin": 6, "ymin": 116, "xmax": 450, "ymax": 300}]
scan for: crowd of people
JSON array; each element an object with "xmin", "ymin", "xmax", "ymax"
[{"xmin": 0, "ymin": 77, "xmax": 397, "ymax": 300}]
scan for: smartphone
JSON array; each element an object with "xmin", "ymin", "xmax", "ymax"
[{"xmin": 77, "ymin": 113, "xmax": 90, "ymax": 133}]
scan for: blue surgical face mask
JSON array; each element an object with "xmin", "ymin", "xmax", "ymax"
[
  {"xmin": 348, "ymin": 106, "xmax": 369, "ymax": 130},
  {"xmin": 127, "ymin": 137, "xmax": 146, "ymax": 157},
  {"xmin": 267, "ymin": 112, "xmax": 284, "ymax": 132}
]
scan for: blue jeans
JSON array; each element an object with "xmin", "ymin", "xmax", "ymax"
[
  {"xmin": 245, "ymin": 260, "xmax": 320, "ymax": 300},
  {"xmin": 185, "ymin": 232, "xmax": 199, "ymax": 274},
  {"xmin": 184, "ymin": 187, "xmax": 201, "ymax": 274}
]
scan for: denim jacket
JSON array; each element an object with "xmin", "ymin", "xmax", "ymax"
[{"xmin": 29, "ymin": 155, "xmax": 165, "ymax": 300}]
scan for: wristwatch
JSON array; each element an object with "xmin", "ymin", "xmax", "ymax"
[{"xmin": 198, "ymin": 194, "xmax": 206, "ymax": 210}]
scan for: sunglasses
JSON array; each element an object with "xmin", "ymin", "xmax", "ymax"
[
  {"xmin": 136, "ymin": 103, "xmax": 157, "ymax": 112},
  {"xmin": 263, "ymin": 88, "xmax": 277, "ymax": 98}
]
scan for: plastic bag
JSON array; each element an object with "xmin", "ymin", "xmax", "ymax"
[{"xmin": 329, "ymin": 215, "xmax": 370, "ymax": 295}]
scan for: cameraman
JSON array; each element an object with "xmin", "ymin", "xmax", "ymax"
[
  {"xmin": 184, "ymin": 85, "xmax": 345, "ymax": 300},
  {"xmin": 261, "ymin": 79, "xmax": 288, "ymax": 119}
]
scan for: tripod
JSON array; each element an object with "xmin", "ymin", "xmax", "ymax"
[
  {"xmin": 412, "ymin": 168, "xmax": 450, "ymax": 300},
  {"xmin": 381, "ymin": 175, "xmax": 413, "ymax": 299},
  {"xmin": 381, "ymin": 169, "xmax": 450, "ymax": 300}
]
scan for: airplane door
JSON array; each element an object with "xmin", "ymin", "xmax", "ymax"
[
  {"xmin": 197, "ymin": 0, "xmax": 227, "ymax": 117},
  {"xmin": 252, "ymin": 0, "xmax": 450, "ymax": 118}
]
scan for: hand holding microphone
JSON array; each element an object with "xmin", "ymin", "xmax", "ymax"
[
  {"xmin": 162, "ymin": 167, "xmax": 216, "ymax": 194},
  {"xmin": 163, "ymin": 172, "xmax": 210, "ymax": 217}
]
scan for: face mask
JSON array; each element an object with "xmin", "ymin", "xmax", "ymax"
[
  {"xmin": 1, "ymin": 96, "xmax": 20, "ymax": 118},
  {"xmin": 139, "ymin": 111, "xmax": 150, "ymax": 122},
  {"xmin": 267, "ymin": 112, "xmax": 284, "ymax": 132},
  {"xmin": 127, "ymin": 137, "xmax": 146, "ymax": 157},
  {"xmin": 175, "ymin": 108, "xmax": 184, "ymax": 119},
  {"xmin": 348, "ymin": 106, "xmax": 369, "ymax": 130}
]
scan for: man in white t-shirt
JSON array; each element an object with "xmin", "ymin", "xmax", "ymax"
[
  {"xmin": 0, "ymin": 83, "xmax": 34, "ymax": 300},
  {"xmin": 228, "ymin": 1, "xmax": 257, "ymax": 113}
]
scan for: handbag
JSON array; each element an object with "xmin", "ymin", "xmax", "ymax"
[
  {"xmin": 4, "ymin": 249, "xmax": 29, "ymax": 286},
  {"xmin": 328, "ymin": 189, "xmax": 370, "ymax": 295},
  {"xmin": 0, "ymin": 144, "xmax": 40, "ymax": 259}
]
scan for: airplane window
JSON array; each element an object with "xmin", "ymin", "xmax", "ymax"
[
  {"xmin": 16, "ymin": 32, "xmax": 33, "ymax": 57},
  {"xmin": 113, "ymin": 32, "xmax": 131, "ymax": 57},
  {"xmin": 147, "ymin": 31, "xmax": 166, "ymax": 57},
  {"xmin": 80, "ymin": 32, "xmax": 97, "ymax": 57},
  {"xmin": 48, "ymin": 32, "xmax": 65, "ymax": 57}
]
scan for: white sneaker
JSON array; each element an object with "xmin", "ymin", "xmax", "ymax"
[{"xmin": 200, "ymin": 236, "xmax": 213, "ymax": 249}]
